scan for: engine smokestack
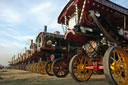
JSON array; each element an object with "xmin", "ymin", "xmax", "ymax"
[
  {"xmin": 44, "ymin": 25, "xmax": 47, "ymax": 32},
  {"xmin": 31, "ymin": 40, "xmax": 33, "ymax": 44}
]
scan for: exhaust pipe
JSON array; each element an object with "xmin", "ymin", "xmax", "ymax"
[
  {"xmin": 31, "ymin": 40, "xmax": 33, "ymax": 44},
  {"xmin": 44, "ymin": 25, "xmax": 47, "ymax": 32}
]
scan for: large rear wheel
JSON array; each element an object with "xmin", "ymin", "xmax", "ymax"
[
  {"xmin": 52, "ymin": 58, "xmax": 69, "ymax": 78},
  {"xmin": 103, "ymin": 47, "xmax": 128, "ymax": 85},
  {"xmin": 69, "ymin": 54, "xmax": 93, "ymax": 82}
]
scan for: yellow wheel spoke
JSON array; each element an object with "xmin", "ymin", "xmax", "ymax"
[
  {"xmin": 110, "ymin": 57, "xmax": 117, "ymax": 63},
  {"xmin": 111, "ymin": 48, "xmax": 128, "ymax": 85},
  {"xmin": 117, "ymin": 52, "xmax": 122, "ymax": 62},
  {"xmin": 71, "ymin": 54, "xmax": 92, "ymax": 81},
  {"xmin": 75, "ymin": 70, "xmax": 81, "ymax": 77},
  {"xmin": 110, "ymin": 64, "xmax": 115, "ymax": 67},
  {"xmin": 79, "ymin": 56, "xmax": 83, "ymax": 64},
  {"xmin": 74, "ymin": 60, "xmax": 80, "ymax": 65},
  {"xmin": 80, "ymin": 56, "xmax": 83, "ymax": 64},
  {"xmin": 79, "ymin": 72, "xmax": 82, "ymax": 80},
  {"xmin": 110, "ymin": 57, "xmax": 115, "ymax": 61},
  {"xmin": 77, "ymin": 57, "xmax": 81, "ymax": 64},
  {"xmin": 117, "ymin": 71, "xmax": 122, "ymax": 84},
  {"xmin": 113, "ymin": 71, "xmax": 117, "ymax": 79},
  {"xmin": 84, "ymin": 57, "xmax": 87, "ymax": 66},
  {"xmin": 83, "ymin": 70, "xmax": 87, "ymax": 79}
]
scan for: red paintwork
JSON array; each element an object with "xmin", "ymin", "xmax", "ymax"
[
  {"xmin": 85, "ymin": 61, "xmax": 103, "ymax": 72},
  {"xmin": 59, "ymin": 0, "xmax": 128, "ymax": 72},
  {"xmin": 125, "ymin": 47, "xmax": 128, "ymax": 54},
  {"xmin": 58, "ymin": 0, "xmax": 128, "ymax": 30},
  {"xmin": 65, "ymin": 29, "xmax": 87, "ymax": 44},
  {"xmin": 64, "ymin": 29, "xmax": 76, "ymax": 39},
  {"xmin": 36, "ymin": 32, "xmax": 43, "ymax": 42}
]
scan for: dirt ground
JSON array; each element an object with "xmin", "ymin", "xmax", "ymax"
[{"xmin": 0, "ymin": 69, "xmax": 109, "ymax": 85}]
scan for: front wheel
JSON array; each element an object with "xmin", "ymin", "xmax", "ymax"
[
  {"xmin": 45, "ymin": 61, "xmax": 54, "ymax": 76},
  {"xmin": 103, "ymin": 47, "xmax": 128, "ymax": 85},
  {"xmin": 69, "ymin": 54, "xmax": 93, "ymax": 82},
  {"xmin": 52, "ymin": 58, "xmax": 69, "ymax": 78}
]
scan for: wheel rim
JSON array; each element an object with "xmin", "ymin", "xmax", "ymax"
[
  {"xmin": 109, "ymin": 48, "xmax": 128, "ymax": 85},
  {"xmin": 53, "ymin": 59, "xmax": 68, "ymax": 77},
  {"xmin": 47, "ymin": 62, "xmax": 53, "ymax": 74},
  {"xmin": 38, "ymin": 63, "xmax": 41, "ymax": 73},
  {"xmin": 31, "ymin": 64, "xmax": 34, "ymax": 71},
  {"xmin": 36, "ymin": 63, "xmax": 39, "ymax": 73},
  {"xmin": 40, "ymin": 62, "xmax": 46, "ymax": 74},
  {"xmin": 70, "ymin": 54, "xmax": 92, "ymax": 81},
  {"xmin": 34, "ymin": 63, "xmax": 38, "ymax": 72},
  {"xmin": 45, "ymin": 61, "xmax": 54, "ymax": 76},
  {"xmin": 34, "ymin": 64, "xmax": 36, "ymax": 72}
]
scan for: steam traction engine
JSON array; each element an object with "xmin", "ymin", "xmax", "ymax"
[
  {"xmin": 35, "ymin": 31, "xmax": 57, "ymax": 76},
  {"xmin": 58, "ymin": 0, "xmax": 128, "ymax": 85},
  {"xmin": 51, "ymin": 33, "xmax": 82, "ymax": 77}
]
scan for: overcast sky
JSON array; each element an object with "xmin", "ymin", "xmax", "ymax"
[{"xmin": 0, "ymin": 0, "xmax": 127, "ymax": 66}]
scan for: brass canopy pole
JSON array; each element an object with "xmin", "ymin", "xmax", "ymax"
[{"xmin": 124, "ymin": 16, "xmax": 126, "ymax": 29}]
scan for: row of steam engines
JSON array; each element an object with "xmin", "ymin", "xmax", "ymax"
[
  {"xmin": 8, "ymin": 0, "xmax": 128, "ymax": 85},
  {"xmin": 8, "ymin": 26, "xmax": 82, "ymax": 77}
]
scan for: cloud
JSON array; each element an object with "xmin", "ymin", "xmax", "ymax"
[
  {"xmin": 29, "ymin": 2, "xmax": 57, "ymax": 25},
  {"xmin": 0, "ymin": 0, "xmax": 66, "ymax": 66},
  {"xmin": 0, "ymin": 27, "xmax": 35, "ymax": 41},
  {"xmin": 111, "ymin": 0, "xmax": 128, "ymax": 7},
  {"xmin": 47, "ymin": 19, "xmax": 64, "ymax": 33},
  {"xmin": 0, "ymin": 40, "xmax": 25, "ymax": 49},
  {"xmin": 0, "ymin": 3, "xmax": 23, "ymax": 24},
  {"xmin": 0, "ymin": 43, "xmax": 23, "ymax": 66},
  {"xmin": 0, "ymin": 51, "xmax": 13, "ymax": 66},
  {"xmin": 12, "ymin": 35, "xmax": 35, "ymax": 42},
  {"xmin": 0, "ymin": 28, "xmax": 35, "ymax": 54},
  {"xmin": 30, "ymin": 2, "xmax": 52, "ymax": 13},
  {"xmin": 0, "ymin": 39, "xmax": 26, "ymax": 66},
  {"xmin": 27, "ymin": 1, "xmax": 65, "ymax": 34}
]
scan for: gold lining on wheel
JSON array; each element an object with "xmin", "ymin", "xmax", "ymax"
[
  {"xmin": 110, "ymin": 48, "xmax": 128, "ymax": 85},
  {"xmin": 73, "ymin": 54, "xmax": 92, "ymax": 81}
]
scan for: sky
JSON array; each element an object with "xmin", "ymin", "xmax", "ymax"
[{"xmin": 0, "ymin": 0, "xmax": 127, "ymax": 66}]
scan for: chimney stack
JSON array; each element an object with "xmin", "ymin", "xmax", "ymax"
[
  {"xmin": 31, "ymin": 40, "xmax": 33, "ymax": 44},
  {"xmin": 44, "ymin": 25, "xmax": 47, "ymax": 32}
]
